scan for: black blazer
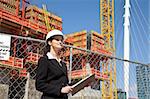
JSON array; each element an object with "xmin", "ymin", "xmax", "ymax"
[{"xmin": 35, "ymin": 56, "xmax": 69, "ymax": 99}]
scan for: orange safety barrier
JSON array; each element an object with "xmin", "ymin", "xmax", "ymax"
[
  {"xmin": 71, "ymin": 68, "xmax": 108, "ymax": 80},
  {"xmin": 26, "ymin": 52, "xmax": 42, "ymax": 63},
  {"xmin": 0, "ymin": 56, "xmax": 23, "ymax": 68},
  {"xmin": 19, "ymin": 69, "xmax": 27, "ymax": 77},
  {"xmin": 15, "ymin": 57, "xmax": 23, "ymax": 68}
]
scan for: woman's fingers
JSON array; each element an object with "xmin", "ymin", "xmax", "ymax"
[{"xmin": 61, "ymin": 86, "xmax": 73, "ymax": 93}]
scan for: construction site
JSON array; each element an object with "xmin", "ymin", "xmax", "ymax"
[{"xmin": 0, "ymin": 0, "xmax": 149, "ymax": 99}]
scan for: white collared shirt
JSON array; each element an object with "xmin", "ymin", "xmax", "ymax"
[{"xmin": 46, "ymin": 52, "xmax": 61, "ymax": 63}]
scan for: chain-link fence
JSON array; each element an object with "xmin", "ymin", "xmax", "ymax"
[{"xmin": 0, "ymin": 33, "xmax": 149, "ymax": 99}]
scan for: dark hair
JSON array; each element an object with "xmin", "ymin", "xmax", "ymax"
[{"xmin": 43, "ymin": 38, "xmax": 53, "ymax": 55}]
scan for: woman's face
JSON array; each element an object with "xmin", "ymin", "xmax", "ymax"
[{"xmin": 49, "ymin": 35, "xmax": 64, "ymax": 50}]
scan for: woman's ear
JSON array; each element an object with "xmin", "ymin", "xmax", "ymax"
[{"xmin": 48, "ymin": 41, "xmax": 52, "ymax": 46}]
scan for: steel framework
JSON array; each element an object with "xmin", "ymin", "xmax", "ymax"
[{"xmin": 100, "ymin": 0, "xmax": 117, "ymax": 98}]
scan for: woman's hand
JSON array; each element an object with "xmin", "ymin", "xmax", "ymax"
[{"xmin": 61, "ymin": 86, "xmax": 73, "ymax": 93}]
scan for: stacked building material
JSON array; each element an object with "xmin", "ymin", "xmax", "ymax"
[
  {"xmin": 65, "ymin": 30, "xmax": 87, "ymax": 48},
  {"xmin": 90, "ymin": 31, "xmax": 112, "ymax": 55},
  {"xmin": 25, "ymin": 5, "xmax": 62, "ymax": 31},
  {"xmin": 90, "ymin": 30, "xmax": 104, "ymax": 50},
  {"xmin": 65, "ymin": 30, "xmax": 111, "ymax": 55},
  {"xmin": 0, "ymin": 0, "xmax": 20, "ymax": 15}
]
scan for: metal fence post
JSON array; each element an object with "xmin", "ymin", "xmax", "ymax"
[
  {"xmin": 69, "ymin": 47, "xmax": 73, "ymax": 84},
  {"xmin": 23, "ymin": 72, "xmax": 30, "ymax": 99}
]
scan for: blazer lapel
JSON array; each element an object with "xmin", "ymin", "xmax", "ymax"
[{"xmin": 51, "ymin": 60, "xmax": 67, "ymax": 75}]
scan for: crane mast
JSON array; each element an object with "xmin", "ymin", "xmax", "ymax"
[
  {"xmin": 42, "ymin": 4, "xmax": 51, "ymax": 32},
  {"xmin": 100, "ymin": 0, "xmax": 117, "ymax": 98}
]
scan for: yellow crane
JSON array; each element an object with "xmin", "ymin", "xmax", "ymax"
[
  {"xmin": 42, "ymin": 4, "xmax": 51, "ymax": 32},
  {"xmin": 100, "ymin": 0, "xmax": 117, "ymax": 99}
]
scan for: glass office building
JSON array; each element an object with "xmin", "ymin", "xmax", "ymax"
[{"xmin": 136, "ymin": 64, "xmax": 150, "ymax": 99}]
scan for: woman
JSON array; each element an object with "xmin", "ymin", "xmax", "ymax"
[{"xmin": 35, "ymin": 29, "xmax": 72, "ymax": 99}]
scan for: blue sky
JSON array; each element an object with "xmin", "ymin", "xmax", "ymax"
[
  {"xmin": 30, "ymin": 0, "xmax": 99, "ymax": 33},
  {"xmin": 30, "ymin": 0, "xmax": 149, "ymax": 64},
  {"xmin": 30, "ymin": 0, "xmax": 150, "ymax": 97}
]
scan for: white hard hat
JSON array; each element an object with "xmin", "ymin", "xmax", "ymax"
[{"xmin": 46, "ymin": 29, "xmax": 64, "ymax": 40}]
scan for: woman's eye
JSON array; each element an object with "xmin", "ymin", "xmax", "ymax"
[{"xmin": 55, "ymin": 39, "xmax": 62, "ymax": 41}]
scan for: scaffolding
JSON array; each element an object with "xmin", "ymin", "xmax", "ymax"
[{"xmin": 0, "ymin": 0, "xmax": 62, "ymax": 39}]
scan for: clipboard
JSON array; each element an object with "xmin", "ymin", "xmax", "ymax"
[{"xmin": 71, "ymin": 74, "xmax": 95, "ymax": 95}]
